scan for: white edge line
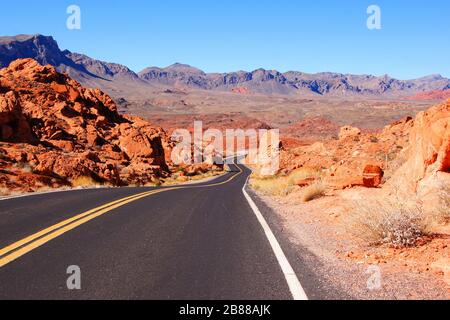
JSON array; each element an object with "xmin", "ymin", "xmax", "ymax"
[{"xmin": 242, "ymin": 175, "xmax": 309, "ymax": 301}]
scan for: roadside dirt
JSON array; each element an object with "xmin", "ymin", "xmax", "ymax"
[{"xmin": 254, "ymin": 187, "xmax": 450, "ymax": 300}]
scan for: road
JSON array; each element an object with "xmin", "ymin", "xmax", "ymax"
[{"xmin": 0, "ymin": 162, "xmax": 309, "ymax": 300}]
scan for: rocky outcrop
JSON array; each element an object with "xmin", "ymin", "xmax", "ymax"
[
  {"xmin": 363, "ymin": 165, "xmax": 384, "ymax": 188},
  {"xmin": 389, "ymin": 100, "xmax": 450, "ymax": 196},
  {"xmin": 276, "ymin": 99, "xmax": 449, "ymax": 194},
  {"xmin": 0, "ymin": 59, "xmax": 172, "ymax": 192},
  {"xmin": 231, "ymin": 87, "xmax": 250, "ymax": 94},
  {"xmin": 339, "ymin": 126, "xmax": 361, "ymax": 140},
  {"xmin": 407, "ymin": 89, "xmax": 450, "ymax": 101},
  {"xmin": 282, "ymin": 117, "xmax": 340, "ymax": 141}
]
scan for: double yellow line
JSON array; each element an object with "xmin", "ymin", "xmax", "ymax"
[{"xmin": 0, "ymin": 164, "xmax": 243, "ymax": 268}]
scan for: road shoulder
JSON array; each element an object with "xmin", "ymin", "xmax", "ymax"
[{"xmin": 247, "ymin": 188, "xmax": 450, "ymax": 300}]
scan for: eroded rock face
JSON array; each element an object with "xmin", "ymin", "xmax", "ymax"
[
  {"xmin": 0, "ymin": 59, "xmax": 172, "ymax": 192},
  {"xmin": 339, "ymin": 126, "xmax": 361, "ymax": 140},
  {"xmin": 276, "ymin": 100, "xmax": 449, "ymax": 195},
  {"xmin": 390, "ymin": 100, "xmax": 450, "ymax": 195}
]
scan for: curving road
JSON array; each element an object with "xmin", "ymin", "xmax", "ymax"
[{"xmin": 0, "ymin": 162, "xmax": 314, "ymax": 300}]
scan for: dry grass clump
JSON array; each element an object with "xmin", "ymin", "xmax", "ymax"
[
  {"xmin": 300, "ymin": 182, "xmax": 326, "ymax": 202},
  {"xmin": 250, "ymin": 168, "xmax": 322, "ymax": 197},
  {"xmin": 163, "ymin": 168, "xmax": 225, "ymax": 186},
  {"xmin": 12, "ymin": 162, "xmax": 33, "ymax": 173},
  {"xmin": 286, "ymin": 168, "xmax": 321, "ymax": 186},
  {"xmin": 0, "ymin": 187, "xmax": 11, "ymax": 196},
  {"xmin": 71, "ymin": 176, "xmax": 99, "ymax": 188},
  {"xmin": 250, "ymin": 175, "xmax": 290, "ymax": 196},
  {"xmin": 349, "ymin": 193, "xmax": 429, "ymax": 247},
  {"xmin": 438, "ymin": 183, "xmax": 450, "ymax": 219}
]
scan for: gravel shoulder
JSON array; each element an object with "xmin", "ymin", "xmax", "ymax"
[{"xmin": 248, "ymin": 187, "xmax": 450, "ymax": 300}]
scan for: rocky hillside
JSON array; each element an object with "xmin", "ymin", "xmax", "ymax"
[
  {"xmin": 0, "ymin": 59, "xmax": 173, "ymax": 193},
  {"xmin": 408, "ymin": 89, "xmax": 450, "ymax": 101},
  {"xmin": 139, "ymin": 65, "xmax": 450, "ymax": 97},
  {"xmin": 0, "ymin": 35, "xmax": 140, "ymax": 83},
  {"xmin": 1, "ymin": 34, "xmax": 449, "ymax": 99},
  {"xmin": 276, "ymin": 100, "xmax": 449, "ymax": 192}
]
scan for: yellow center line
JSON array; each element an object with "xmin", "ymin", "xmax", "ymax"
[
  {"xmin": 0, "ymin": 189, "xmax": 161, "ymax": 257},
  {"xmin": 0, "ymin": 164, "xmax": 244, "ymax": 268}
]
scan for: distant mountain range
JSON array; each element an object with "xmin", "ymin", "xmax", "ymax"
[{"xmin": 1, "ymin": 34, "xmax": 449, "ymax": 99}]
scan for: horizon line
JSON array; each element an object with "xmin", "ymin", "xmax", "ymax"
[{"xmin": 2, "ymin": 33, "xmax": 449, "ymax": 81}]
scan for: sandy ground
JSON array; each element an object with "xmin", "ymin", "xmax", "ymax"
[{"xmin": 254, "ymin": 187, "xmax": 450, "ymax": 300}]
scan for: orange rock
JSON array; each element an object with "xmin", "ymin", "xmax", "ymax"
[
  {"xmin": 50, "ymin": 82, "xmax": 68, "ymax": 94},
  {"xmin": 389, "ymin": 100, "xmax": 450, "ymax": 194},
  {"xmin": 231, "ymin": 87, "xmax": 250, "ymax": 94},
  {"xmin": 0, "ymin": 58, "xmax": 174, "ymax": 191},
  {"xmin": 296, "ymin": 177, "xmax": 316, "ymax": 187},
  {"xmin": 363, "ymin": 164, "xmax": 384, "ymax": 188},
  {"xmin": 339, "ymin": 126, "xmax": 361, "ymax": 140}
]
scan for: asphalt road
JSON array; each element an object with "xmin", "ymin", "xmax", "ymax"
[{"xmin": 0, "ymin": 163, "xmax": 309, "ymax": 300}]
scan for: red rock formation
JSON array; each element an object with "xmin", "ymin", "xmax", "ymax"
[
  {"xmin": 276, "ymin": 111, "xmax": 414, "ymax": 189},
  {"xmin": 407, "ymin": 89, "xmax": 450, "ymax": 101},
  {"xmin": 282, "ymin": 117, "xmax": 340, "ymax": 141},
  {"xmin": 0, "ymin": 59, "xmax": 173, "ymax": 192},
  {"xmin": 389, "ymin": 100, "xmax": 450, "ymax": 195},
  {"xmin": 275, "ymin": 100, "xmax": 449, "ymax": 193},
  {"xmin": 231, "ymin": 87, "xmax": 250, "ymax": 94},
  {"xmin": 338, "ymin": 126, "xmax": 361, "ymax": 140},
  {"xmin": 363, "ymin": 164, "xmax": 384, "ymax": 188}
]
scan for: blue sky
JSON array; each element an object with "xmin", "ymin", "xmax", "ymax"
[{"xmin": 1, "ymin": 0, "xmax": 449, "ymax": 79}]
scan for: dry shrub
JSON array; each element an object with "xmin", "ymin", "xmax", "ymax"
[
  {"xmin": 163, "ymin": 168, "xmax": 224, "ymax": 186},
  {"xmin": 13, "ymin": 162, "xmax": 33, "ymax": 173},
  {"xmin": 71, "ymin": 176, "xmax": 98, "ymax": 188},
  {"xmin": 300, "ymin": 182, "xmax": 326, "ymax": 202},
  {"xmin": 349, "ymin": 193, "xmax": 428, "ymax": 247},
  {"xmin": 250, "ymin": 175, "xmax": 290, "ymax": 196},
  {"xmin": 250, "ymin": 168, "xmax": 321, "ymax": 197},
  {"xmin": 0, "ymin": 187, "xmax": 11, "ymax": 196},
  {"xmin": 287, "ymin": 168, "xmax": 321, "ymax": 186},
  {"xmin": 438, "ymin": 183, "xmax": 450, "ymax": 219}
]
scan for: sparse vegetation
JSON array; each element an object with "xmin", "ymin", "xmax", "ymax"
[
  {"xmin": 12, "ymin": 162, "xmax": 33, "ymax": 173},
  {"xmin": 0, "ymin": 187, "xmax": 11, "ymax": 196},
  {"xmin": 349, "ymin": 193, "xmax": 431, "ymax": 247},
  {"xmin": 286, "ymin": 168, "xmax": 320, "ymax": 186},
  {"xmin": 250, "ymin": 168, "xmax": 323, "ymax": 197},
  {"xmin": 250, "ymin": 175, "xmax": 290, "ymax": 196},
  {"xmin": 71, "ymin": 176, "xmax": 99, "ymax": 188},
  {"xmin": 162, "ymin": 168, "xmax": 225, "ymax": 186},
  {"xmin": 438, "ymin": 183, "xmax": 450, "ymax": 219},
  {"xmin": 300, "ymin": 182, "xmax": 326, "ymax": 202}
]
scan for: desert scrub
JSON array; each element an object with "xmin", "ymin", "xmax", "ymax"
[
  {"xmin": 249, "ymin": 175, "xmax": 288, "ymax": 196},
  {"xmin": 349, "ymin": 194, "xmax": 428, "ymax": 247},
  {"xmin": 438, "ymin": 183, "xmax": 450, "ymax": 219},
  {"xmin": 0, "ymin": 187, "xmax": 11, "ymax": 196},
  {"xmin": 71, "ymin": 176, "xmax": 99, "ymax": 188},
  {"xmin": 12, "ymin": 162, "xmax": 33, "ymax": 173},
  {"xmin": 300, "ymin": 182, "xmax": 326, "ymax": 202},
  {"xmin": 250, "ymin": 168, "xmax": 322, "ymax": 197}
]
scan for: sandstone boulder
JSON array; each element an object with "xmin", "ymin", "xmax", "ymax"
[
  {"xmin": 363, "ymin": 164, "xmax": 384, "ymax": 188},
  {"xmin": 339, "ymin": 126, "xmax": 361, "ymax": 140}
]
